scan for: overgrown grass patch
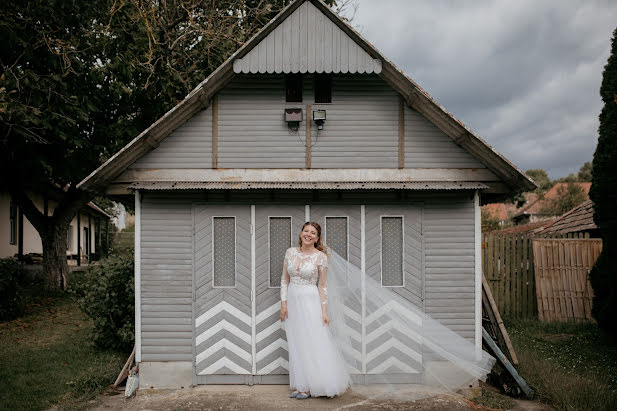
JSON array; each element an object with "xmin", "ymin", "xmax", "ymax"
[
  {"xmin": 506, "ymin": 318, "xmax": 617, "ymax": 411},
  {"xmin": 0, "ymin": 296, "xmax": 125, "ymax": 410}
]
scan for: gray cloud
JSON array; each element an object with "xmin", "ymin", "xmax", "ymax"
[{"xmin": 347, "ymin": 0, "xmax": 617, "ymax": 178}]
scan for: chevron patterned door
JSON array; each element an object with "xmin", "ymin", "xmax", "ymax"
[
  {"xmin": 194, "ymin": 205, "xmax": 253, "ymax": 377},
  {"xmin": 254, "ymin": 206, "xmax": 306, "ymax": 375},
  {"xmin": 365, "ymin": 205, "xmax": 423, "ymax": 376},
  {"xmin": 311, "ymin": 206, "xmax": 363, "ymax": 373}
]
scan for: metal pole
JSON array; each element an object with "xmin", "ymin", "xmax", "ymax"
[{"xmin": 482, "ymin": 327, "xmax": 534, "ymax": 400}]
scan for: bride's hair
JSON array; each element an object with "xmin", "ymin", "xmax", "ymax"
[{"xmin": 298, "ymin": 221, "xmax": 328, "ymax": 255}]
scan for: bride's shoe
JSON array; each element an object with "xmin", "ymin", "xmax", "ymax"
[
  {"xmin": 289, "ymin": 391, "xmax": 299, "ymax": 398},
  {"xmin": 296, "ymin": 392, "xmax": 310, "ymax": 399}
]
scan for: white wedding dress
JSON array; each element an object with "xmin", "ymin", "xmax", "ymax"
[{"xmin": 280, "ymin": 247, "xmax": 351, "ymax": 397}]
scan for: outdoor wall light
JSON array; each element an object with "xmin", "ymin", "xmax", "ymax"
[
  {"xmin": 313, "ymin": 110, "xmax": 326, "ymax": 130},
  {"xmin": 284, "ymin": 108, "xmax": 302, "ymax": 131}
]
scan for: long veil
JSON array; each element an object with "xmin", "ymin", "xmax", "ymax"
[{"xmin": 325, "ymin": 248, "xmax": 495, "ymax": 397}]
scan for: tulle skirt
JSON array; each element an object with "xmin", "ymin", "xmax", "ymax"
[{"xmin": 285, "ymin": 283, "xmax": 351, "ymax": 397}]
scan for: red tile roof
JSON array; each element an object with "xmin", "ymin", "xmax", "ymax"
[
  {"xmin": 540, "ymin": 200, "xmax": 597, "ymax": 234},
  {"xmin": 482, "ymin": 203, "xmax": 508, "ymax": 221}
]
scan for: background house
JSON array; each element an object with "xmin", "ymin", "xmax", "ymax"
[
  {"xmin": 540, "ymin": 199, "xmax": 598, "ymax": 237},
  {"xmin": 79, "ymin": 0, "xmax": 534, "ymax": 389},
  {"xmin": 513, "ymin": 182, "xmax": 591, "ymax": 225},
  {"xmin": 0, "ymin": 191, "xmax": 111, "ymax": 265}
]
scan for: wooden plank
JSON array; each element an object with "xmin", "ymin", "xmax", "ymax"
[
  {"xmin": 305, "ymin": 104, "xmax": 311, "ymax": 168},
  {"xmin": 504, "ymin": 234, "xmax": 511, "ymax": 318},
  {"xmin": 212, "ymin": 95, "xmax": 218, "ymax": 169},
  {"xmin": 521, "ymin": 234, "xmax": 529, "ymax": 318},
  {"xmin": 514, "ymin": 234, "xmax": 520, "ymax": 317},
  {"xmin": 483, "ymin": 275, "xmax": 518, "ymax": 365},
  {"xmin": 398, "ymin": 95, "xmax": 404, "ymax": 169}
]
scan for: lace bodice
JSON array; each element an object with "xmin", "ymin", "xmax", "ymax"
[{"xmin": 280, "ymin": 247, "xmax": 328, "ymax": 306}]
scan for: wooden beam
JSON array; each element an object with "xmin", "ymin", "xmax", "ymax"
[
  {"xmin": 306, "ymin": 104, "xmax": 312, "ymax": 169},
  {"xmin": 398, "ymin": 95, "xmax": 404, "ymax": 169},
  {"xmin": 212, "ymin": 94, "xmax": 218, "ymax": 169}
]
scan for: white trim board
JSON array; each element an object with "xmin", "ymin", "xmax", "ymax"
[{"xmin": 134, "ymin": 190, "xmax": 142, "ymax": 362}]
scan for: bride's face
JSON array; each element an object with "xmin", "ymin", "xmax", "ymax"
[{"xmin": 301, "ymin": 225, "xmax": 319, "ymax": 248}]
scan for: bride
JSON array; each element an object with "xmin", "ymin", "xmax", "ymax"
[
  {"xmin": 279, "ymin": 221, "xmax": 350, "ymax": 399},
  {"xmin": 280, "ymin": 221, "xmax": 496, "ymax": 400}
]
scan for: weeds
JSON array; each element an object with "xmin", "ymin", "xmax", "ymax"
[
  {"xmin": 507, "ymin": 318, "xmax": 617, "ymax": 411},
  {"xmin": 0, "ymin": 296, "xmax": 125, "ymax": 410}
]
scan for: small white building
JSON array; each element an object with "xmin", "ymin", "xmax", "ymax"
[
  {"xmin": 80, "ymin": 0, "xmax": 534, "ymax": 389},
  {"xmin": 0, "ymin": 191, "xmax": 111, "ymax": 265}
]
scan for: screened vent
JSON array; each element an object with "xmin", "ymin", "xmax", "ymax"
[
  {"xmin": 269, "ymin": 217, "xmax": 292, "ymax": 287},
  {"xmin": 325, "ymin": 217, "xmax": 348, "ymax": 260},
  {"xmin": 213, "ymin": 217, "xmax": 236, "ymax": 287},
  {"xmin": 381, "ymin": 217, "xmax": 404, "ymax": 287}
]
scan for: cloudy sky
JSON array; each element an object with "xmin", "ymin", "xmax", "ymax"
[{"xmin": 342, "ymin": 0, "xmax": 617, "ymax": 179}]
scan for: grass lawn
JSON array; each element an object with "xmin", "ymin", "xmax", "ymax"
[
  {"xmin": 506, "ymin": 318, "xmax": 617, "ymax": 411},
  {"xmin": 0, "ymin": 295, "xmax": 126, "ymax": 411}
]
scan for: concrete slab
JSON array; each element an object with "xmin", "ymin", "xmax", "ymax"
[{"xmin": 92, "ymin": 384, "xmax": 481, "ymax": 410}]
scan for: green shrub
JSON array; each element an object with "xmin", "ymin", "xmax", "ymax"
[
  {"xmin": 0, "ymin": 258, "xmax": 26, "ymax": 321},
  {"xmin": 70, "ymin": 254, "xmax": 134, "ymax": 352}
]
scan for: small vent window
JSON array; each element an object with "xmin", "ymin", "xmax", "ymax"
[
  {"xmin": 325, "ymin": 217, "xmax": 348, "ymax": 260},
  {"xmin": 213, "ymin": 217, "xmax": 236, "ymax": 287},
  {"xmin": 314, "ymin": 74, "xmax": 331, "ymax": 103},
  {"xmin": 269, "ymin": 217, "xmax": 292, "ymax": 287},
  {"xmin": 67, "ymin": 226, "xmax": 73, "ymax": 251},
  {"xmin": 286, "ymin": 74, "xmax": 303, "ymax": 102},
  {"xmin": 381, "ymin": 216, "xmax": 404, "ymax": 287}
]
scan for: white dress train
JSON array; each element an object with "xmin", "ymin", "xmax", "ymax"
[{"xmin": 280, "ymin": 247, "xmax": 351, "ymax": 397}]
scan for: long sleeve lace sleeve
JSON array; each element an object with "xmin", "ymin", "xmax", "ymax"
[
  {"xmin": 280, "ymin": 248, "xmax": 290, "ymax": 302},
  {"xmin": 317, "ymin": 253, "xmax": 328, "ymax": 308}
]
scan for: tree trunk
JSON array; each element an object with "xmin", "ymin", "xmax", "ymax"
[{"xmin": 40, "ymin": 223, "xmax": 70, "ymax": 291}]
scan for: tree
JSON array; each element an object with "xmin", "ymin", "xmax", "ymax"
[
  {"xmin": 538, "ymin": 182, "xmax": 587, "ymax": 216},
  {"xmin": 589, "ymin": 27, "xmax": 617, "ymax": 339},
  {"xmin": 525, "ymin": 169, "xmax": 552, "ymax": 192},
  {"xmin": 1, "ymin": 0, "xmax": 338, "ymax": 290},
  {"xmin": 577, "ymin": 161, "xmax": 593, "ymax": 182}
]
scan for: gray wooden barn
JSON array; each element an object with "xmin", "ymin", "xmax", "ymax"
[{"xmin": 80, "ymin": 0, "xmax": 534, "ymax": 389}]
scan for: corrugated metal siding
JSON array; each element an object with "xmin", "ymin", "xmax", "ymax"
[
  {"xmin": 140, "ymin": 194, "xmax": 194, "ymax": 361},
  {"xmin": 423, "ymin": 194, "xmax": 475, "ymax": 340},
  {"xmin": 311, "ymin": 75, "xmax": 398, "ymax": 168},
  {"xmin": 404, "ymin": 107, "xmax": 484, "ymax": 169},
  {"xmin": 233, "ymin": 1, "xmax": 381, "ymax": 75},
  {"xmin": 217, "ymin": 75, "xmax": 305, "ymax": 168},
  {"xmin": 130, "ymin": 108, "xmax": 212, "ymax": 169}
]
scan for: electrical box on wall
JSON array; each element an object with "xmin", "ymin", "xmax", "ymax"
[{"xmin": 284, "ymin": 108, "xmax": 302, "ymax": 130}]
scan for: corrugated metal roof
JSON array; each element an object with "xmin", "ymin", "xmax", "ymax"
[{"xmin": 128, "ymin": 181, "xmax": 489, "ymax": 190}]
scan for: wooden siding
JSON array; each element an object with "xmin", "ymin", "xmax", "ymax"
[
  {"xmin": 218, "ymin": 74, "xmax": 399, "ymax": 168},
  {"xmin": 140, "ymin": 194, "xmax": 194, "ymax": 361},
  {"xmin": 130, "ymin": 108, "xmax": 212, "ymax": 169},
  {"xmin": 423, "ymin": 195, "xmax": 476, "ymax": 340},
  {"xmin": 217, "ymin": 75, "xmax": 305, "ymax": 168},
  {"xmin": 311, "ymin": 75, "xmax": 398, "ymax": 168},
  {"xmin": 404, "ymin": 107, "xmax": 485, "ymax": 169},
  {"xmin": 233, "ymin": 1, "xmax": 381, "ymax": 75}
]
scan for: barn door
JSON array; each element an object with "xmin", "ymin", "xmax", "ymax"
[
  {"xmin": 310, "ymin": 205, "xmax": 363, "ymax": 373},
  {"xmin": 365, "ymin": 205, "xmax": 423, "ymax": 377},
  {"xmin": 254, "ymin": 205, "xmax": 305, "ymax": 377},
  {"xmin": 194, "ymin": 205, "xmax": 253, "ymax": 379}
]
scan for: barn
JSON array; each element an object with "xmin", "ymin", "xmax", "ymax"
[{"xmin": 79, "ymin": 0, "xmax": 534, "ymax": 389}]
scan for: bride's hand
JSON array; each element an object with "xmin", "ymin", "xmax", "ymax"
[
  {"xmin": 322, "ymin": 311, "xmax": 330, "ymax": 326},
  {"xmin": 280, "ymin": 302, "xmax": 288, "ymax": 322}
]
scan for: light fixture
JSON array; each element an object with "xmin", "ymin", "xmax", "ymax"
[
  {"xmin": 284, "ymin": 108, "xmax": 302, "ymax": 130},
  {"xmin": 312, "ymin": 110, "xmax": 326, "ymax": 130}
]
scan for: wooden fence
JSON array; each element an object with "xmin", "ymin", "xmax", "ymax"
[
  {"xmin": 533, "ymin": 238, "xmax": 602, "ymax": 322},
  {"xmin": 482, "ymin": 232, "xmax": 597, "ymax": 319}
]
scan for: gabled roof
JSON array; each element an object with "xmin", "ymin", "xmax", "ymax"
[
  {"xmin": 540, "ymin": 200, "xmax": 597, "ymax": 235},
  {"xmin": 78, "ymin": 0, "xmax": 536, "ymax": 194},
  {"xmin": 515, "ymin": 182, "xmax": 591, "ymax": 217}
]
